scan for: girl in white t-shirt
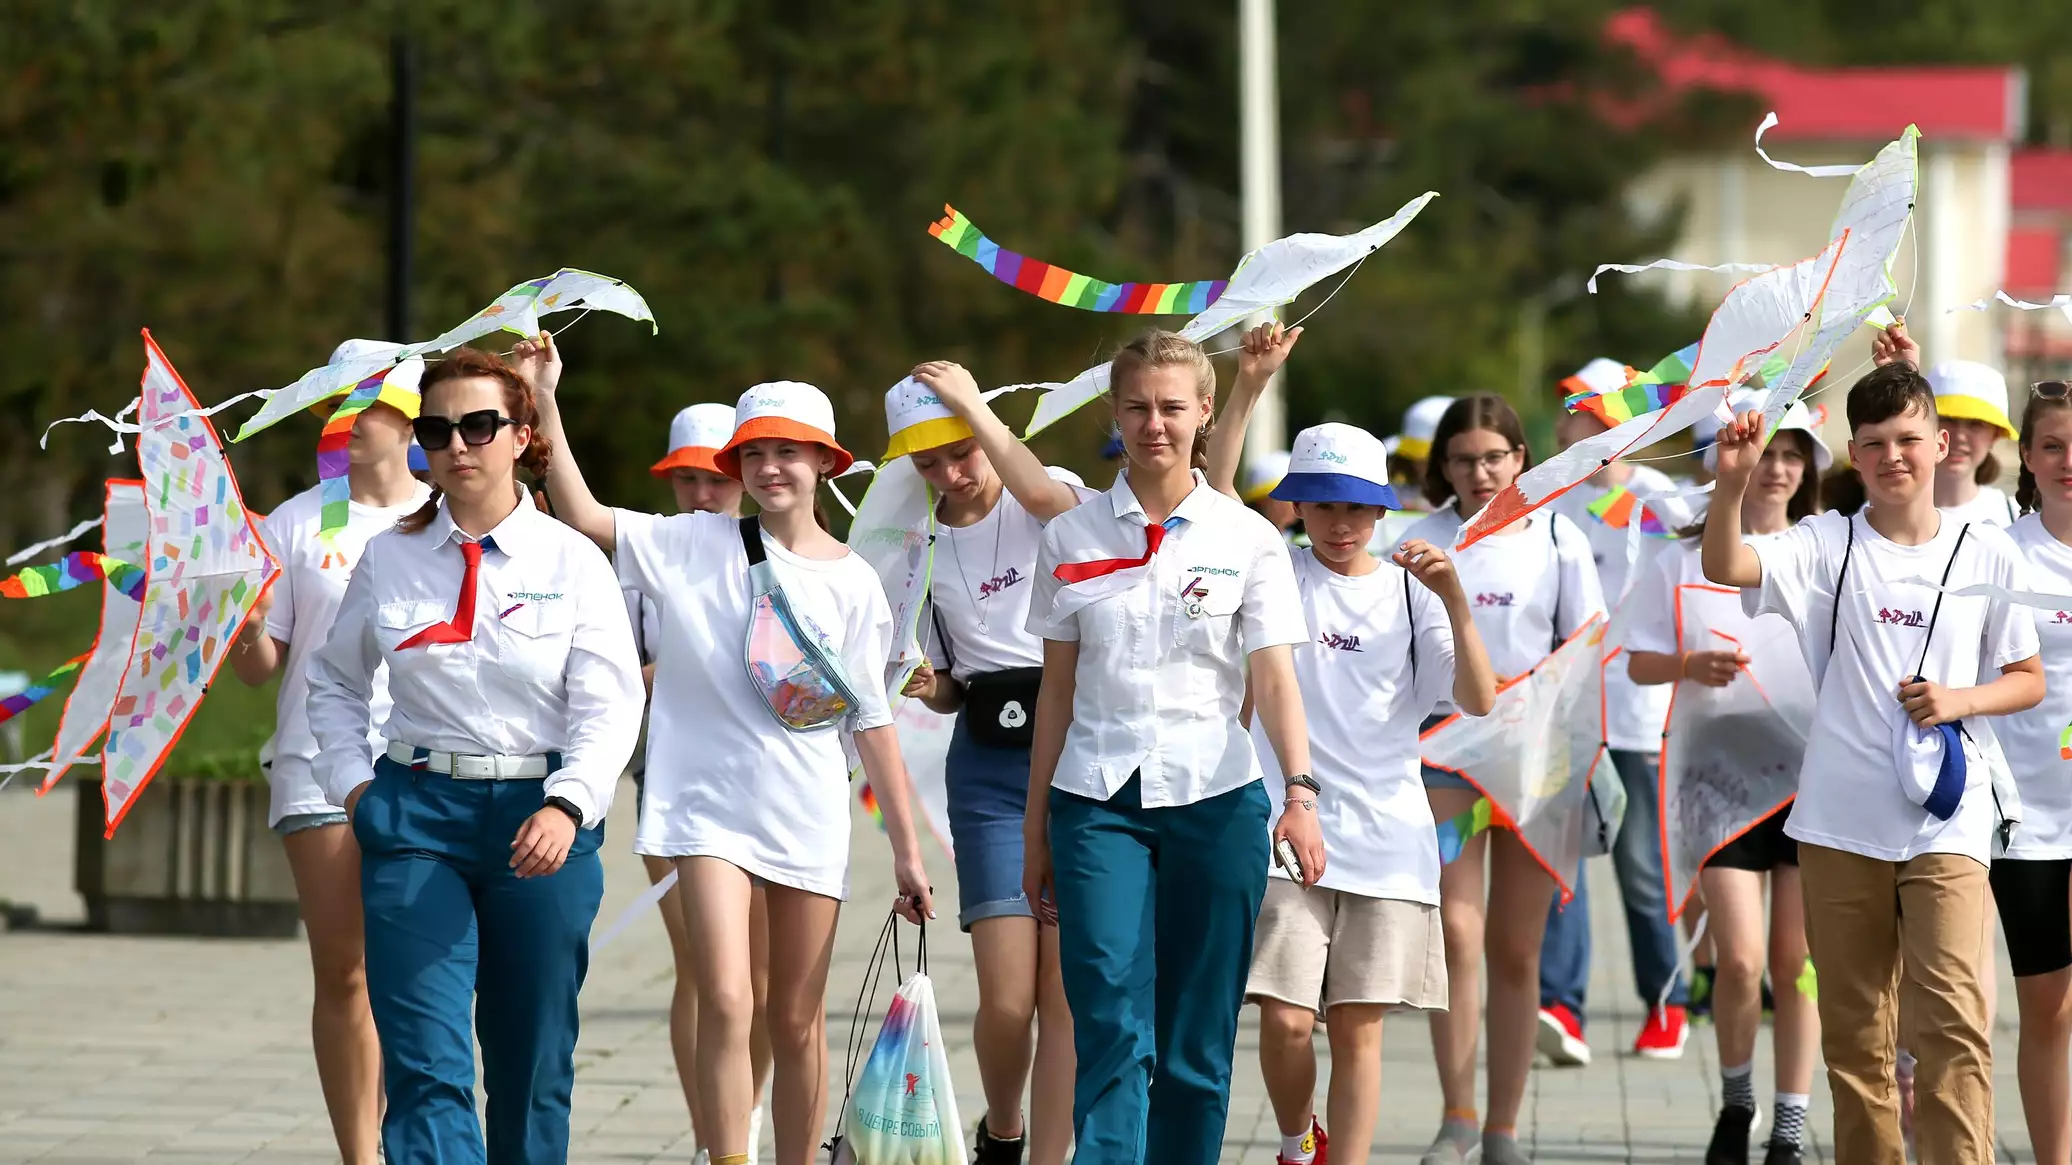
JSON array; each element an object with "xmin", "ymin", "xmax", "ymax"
[
  {"xmin": 534, "ymin": 338, "xmax": 934, "ymax": 1165},
  {"xmin": 1992, "ymin": 384, "xmax": 2072, "ymax": 1164},
  {"xmin": 883, "ymin": 363, "xmax": 1092, "ymax": 1165},
  {"xmin": 1400, "ymin": 393, "xmax": 1604, "ymax": 1165},
  {"xmin": 1624, "ymin": 399, "xmax": 1829, "ymax": 1165},
  {"xmin": 228, "ymin": 338, "xmax": 430, "ymax": 1165}
]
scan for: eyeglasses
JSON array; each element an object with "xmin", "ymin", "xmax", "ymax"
[
  {"xmin": 412, "ymin": 410, "xmax": 517, "ymax": 450},
  {"xmin": 2033, "ymin": 381, "xmax": 2071, "ymax": 401},
  {"xmin": 1444, "ymin": 449, "xmax": 1521, "ymax": 475}
]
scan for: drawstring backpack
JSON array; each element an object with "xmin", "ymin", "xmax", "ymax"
[
  {"xmin": 826, "ymin": 915, "xmax": 966, "ymax": 1165},
  {"xmin": 740, "ymin": 517, "xmax": 865, "ymax": 732}
]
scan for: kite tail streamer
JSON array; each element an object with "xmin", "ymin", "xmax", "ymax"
[
  {"xmin": 1587, "ymin": 487, "xmax": 1676, "ymax": 538},
  {"xmin": 0, "ymin": 654, "xmax": 92, "ymax": 727},
  {"xmin": 5, "ymin": 518, "xmax": 106, "ymax": 567},
  {"xmin": 1436, "ymin": 796, "xmax": 1495, "ymax": 865},
  {"xmin": 315, "ymin": 369, "xmax": 420, "ymax": 545},
  {"xmin": 859, "ymin": 781, "xmax": 885, "ymax": 830},
  {"xmin": 2060, "ymin": 723, "xmax": 2072, "ymax": 761},
  {"xmin": 929, "ymin": 205, "xmax": 1227, "ymax": 315},
  {"xmin": 1796, "ymin": 956, "xmax": 1818, "ymax": 1002},
  {"xmin": 0, "ymin": 552, "xmax": 146, "ymax": 602},
  {"xmin": 590, "ymin": 868, "xmax": 679, "ymax": 954}
]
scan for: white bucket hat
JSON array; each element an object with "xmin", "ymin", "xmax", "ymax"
[
  {"xmin": 652, "ymin": 403, "xmax": 736, "ymax": 476},
  {"xmin": 1704, "ymin": 391, "xmax": 1833, "ymax": 474},
  {"xmin": 1270, "ymin": 423, "xmax": 1401, "ymax": 509},
  {"xmin": 714, "ymin": 381, "xmax": 854, "ymax": 479}
]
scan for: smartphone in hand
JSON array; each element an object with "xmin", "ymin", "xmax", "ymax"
[{"xmin": 1274, "ymin": 837, "xmax": 1304, "ymax": 886}]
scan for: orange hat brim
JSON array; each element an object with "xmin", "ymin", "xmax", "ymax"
[
  {"xmin": 650, "ymin": 446, "xmax": 724, "ymax": 477},
  {"xmin": 713, "ymin": 416, "xmax": 855, "ymax": 481}
]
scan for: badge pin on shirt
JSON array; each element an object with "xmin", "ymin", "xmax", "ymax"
[{"xmin": 1180, "ymin": 576, "xmax": 1209, "ymax": 619}]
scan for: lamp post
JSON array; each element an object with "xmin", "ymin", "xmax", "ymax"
[
  {"xmin": 386, "ymin": 34, "xmax": 416, "ymax": 342},
  {"xmin": 1239, "ymin": 0, "xmax": 1285, "ymax": 463}
]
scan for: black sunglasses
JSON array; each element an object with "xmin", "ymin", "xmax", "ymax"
[
  {"xmin": 2033, "ymin": 381, "xmax": 2071, "ymax": 402},
  {"xmin": 412, "ymin": 410, "xmax": 517, "ymax": 450}
]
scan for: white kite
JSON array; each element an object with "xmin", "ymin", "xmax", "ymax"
[
  {"xmin": 1419, "ymin": 614, "xmax": 1613, "ymax": 900},
  {"xmin": 1658, "ymin": 585, "xmax": 1815, "ymax": 920},
  {"xmin": 37, "ymin": 480, "xmax": 149, "ymax": 794},
  {"xmin": 1019, "ymin": 192, "xmax": 1440, "ymax": 437}
]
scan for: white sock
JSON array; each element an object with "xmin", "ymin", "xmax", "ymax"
[{"xmin": 1281, "ymin": 1123, "xmax": 1319, "ymax": 1163}]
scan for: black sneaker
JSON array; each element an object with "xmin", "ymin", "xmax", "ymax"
[
  {"xmin": 1760, "ymin": 1141, "xmax": 1803, "ymax": 1165},
  {"xmin": 1705, "ymin": 1106, "xmax": 1755, "ymax": 1165},
  {"xmin": 974, "ymin": 1115, "xmax": 1026, "ymax": 1165}
]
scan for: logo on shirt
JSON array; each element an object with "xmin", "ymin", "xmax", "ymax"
[
  {"xmin": 506, "ymin": 591, "xmax": 564, "ymax": 602},
  {"xmin": 1186, "ymin": 566, "xmax": 1241, "ymax": 577},
  {"xmin": 1319, "ymin": 632, "xmax": 1364, "ymax": 652},
  {"xmin": 2053, "ymin": 610, "xmax": 2072, "ymax": 625},
  {"xmin": 1474, "ymin": 592, "xmax": 1516, "ymax": 608},
  {"xmin": 977, "ymin": 566, "xmax": 1025, "ymax": 599},
  {"xmin": 1875, "ymin": 606, "xmax": 1926, "ymax": 628}
]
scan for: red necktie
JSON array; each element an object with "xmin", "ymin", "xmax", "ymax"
[
  {"xmin": 397, "ymin": 540, "xmax": 483, "ymax": 649},
  {"xmin": 1054, "ymin": 521, "xmax": 1167, "ymax": 585}
]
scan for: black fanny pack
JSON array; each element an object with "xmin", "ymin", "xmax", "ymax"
[{"xmin": 962, "ymin": 667, "xmax": 1043, "ymax": 749}]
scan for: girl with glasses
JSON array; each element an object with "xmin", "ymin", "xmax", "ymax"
[
  {"xmin": 305, "ymin": 345, "xmax": 645, "ymax": 1162},
  {"xmin": 229, "ymin": 339, "xmax": 432, "ymax": 1165},
  {"xmin": 529, "ymin": 336, "xmax": 934, "ymax": 1165},
  {"xmin": 1400, "ymin": 393, "xmax": 1605, "ymax": 1165}
]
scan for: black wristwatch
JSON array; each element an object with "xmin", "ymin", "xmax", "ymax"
[
  {"xmin": 544, "ymin": 796, "xmax": 584, "ymax": 827},
  {"xmin": 1285, "ymin": 774, "xmax": 1321, "ymax": 795}
]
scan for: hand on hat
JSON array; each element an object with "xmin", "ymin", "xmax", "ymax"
[
  {"xmin": 1898, "ymin": 677, "xmax": 1968, "ymax": 727},
  {"xmin": 911, "ymin": 360, "xmax": 982, "ymax": 414},
  {"xmin": 1237, "ymin": 322, "xmax": 1303, "ymax": 386},
  {"xmin": 1870, "ymin": 317, "xmax": 1920, "ymax": 370},
  {"xmin": 512, "ymin": 331, "xmax": 564, "ymax": 399}
]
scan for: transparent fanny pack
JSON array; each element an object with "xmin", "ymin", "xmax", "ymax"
[{"xmin": 737, "ymin": 517, "xmax": 863, "ymax": 732}]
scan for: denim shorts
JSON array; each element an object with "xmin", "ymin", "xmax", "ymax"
[
  {"xmin": 944, "ymin": 716, "xmax": 1036, "ymax": 931},
  {"xmin": 274, "ymin": 810, "xmax": 350, "ymax": 837}
]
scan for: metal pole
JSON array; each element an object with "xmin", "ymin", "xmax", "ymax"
[
  {"xmin": 387, "ymin": 34, "xmax": 416, "ymax": 342},
  {"xmin": 1238, "ymin": 0, "xmax": 1285, "ymax": 463}
]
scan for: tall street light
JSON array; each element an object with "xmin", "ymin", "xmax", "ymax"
[{"xmin": 1239, "ymin": 0, "xmax": 1285, "ymax": 464}]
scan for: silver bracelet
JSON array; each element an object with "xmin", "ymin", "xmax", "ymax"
[{"xmin": 1284, "ymin": 796, "xmax": 1316, "ymax": 811}]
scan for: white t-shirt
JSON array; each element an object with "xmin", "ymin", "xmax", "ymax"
[
  {"xmin": 1996, "ymin": 514, "xmax": 2072, "ymax": 858},
  {"xmin": 1747, "ymin": 511, "xmax": 2039, "ymax": 864},
  {"xmin": 1625, "ymin": 532, "xmax": 1790, "ymax": 659},
  {"xmin": 926, "ymin": 469, "xmax": 1096, "ymax": 683},
  {"xmin": 1942, "ymin": 485, "xmax": 2018, "ymax": 528},
  {"xmin": 1554, "ymin": 469, "xmax": 1679, "ymax": 752},
  {"xmin": 1401, "ymin": 507, "xmax": 1604, "ymax": 713},
  {"xmin": 615, "ymin": 509, "xmax": 896, "ymax": 898},
  {"xmin": 1252, "ymin": 549, "xmax": 1456, "ymax": 903},
  {"xmin": 260, "ymin": 482, "xmax": 428, "ymax": 826}
]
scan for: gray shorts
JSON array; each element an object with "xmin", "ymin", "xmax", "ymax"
[{"xmin": 274, "ymin": 811, "xmax": 349, "ymax": 837}]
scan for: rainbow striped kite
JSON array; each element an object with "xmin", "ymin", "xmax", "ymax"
[
  {"xmin": 0, "ymin": 552, "xmax": 145, "ymax": 603},
  {"xmin": 316, "ymin": 363, "xmax": 421, "ymax": 545},
  {"xmin": 1564, "ymin": 343, "xmax": 1700, "ymax": 425},
  {"xmin": 0, "ymin": 654, "xmax": 90, "ymax": 727},
  {"xmin": 1587, "ymin": 485, "xmax": 1676, "ymax": 538},
  {"xmin": 929, "ymin": 205, "xmax": 1226, "ymax": 314}
]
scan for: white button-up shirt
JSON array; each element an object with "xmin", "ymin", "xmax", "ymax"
[
  {"xmin": 306, "ymin": 494, "xmax": 643, "ymax": 827},
  {"xmin": 1026, "ymin": 470, "xmax": 1307, "ymax": 807}
]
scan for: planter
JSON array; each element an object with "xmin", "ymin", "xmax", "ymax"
[{"xmin": 74, "ymin": 778, "xmax": 301, "ymax": 937}]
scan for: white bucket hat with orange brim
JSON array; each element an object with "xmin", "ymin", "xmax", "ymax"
[
  {"xmin": 714, "ymin": 381, "xmax": 855, "ymax": 480},
  {"xmin": 652, "ymin": 403, "xmax": 736, "ymax": 477}
]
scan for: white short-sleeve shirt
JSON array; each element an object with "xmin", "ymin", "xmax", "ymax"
[
  {"xmin": 1026, "ymin": 470, "xmax": 1308, "ymax": 807},
  {"xmin": 1996, "ymin": 514, "xmax": 2072, "ymax": 859},
  {"xmin": 1553, "ymin": 468, "xmax": 1678, "ymax": 752},
  {"xmin": 927, "ymin": 468, "xmax": 1097, "ymax": 683},
  {"xmin": 1746, "ymin": 510, "xmax": 2040, "ymax": 864},
  {"xmin": 259, "ymin": 482, "xmax": 428, "ymax": 825},
  {"xmin": 1942, "ymin": 486, "xmax": 2019, "ymax": 528},
  {"xmin": 615, "ymin": 510, "xmax": 895, "ymax": 898},
  {"xmin": 1252, "ymin": 549, "xmax": 1456, "ymax": 903},
  {"xmin": 1400, "ymin": 507, "xmax": 1604, "ymax": 711}
]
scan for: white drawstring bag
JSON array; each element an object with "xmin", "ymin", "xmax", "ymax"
[{"xmin": 828, "ymin": 917, "xmax": 966, "ymax": 1165}]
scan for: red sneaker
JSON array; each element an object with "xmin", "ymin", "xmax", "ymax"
[
  {"xmin": 1632, "ymin": 1004, "xmax": 1689, "ymax": 1059},
  {"xmin": 1536, "ymin": 1003, "xmax": 1592, "ymax": 1067},
  {"xmin": 1276, "ymin": 1116, "xmax": 1328, "ymax": 1165}
]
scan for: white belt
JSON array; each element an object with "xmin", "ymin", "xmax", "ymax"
[{"xmin": 387, "ymin": 741, "xmax": 552, "ymax": 780}]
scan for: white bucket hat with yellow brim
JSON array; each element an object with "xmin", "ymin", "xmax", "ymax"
[
  {"xmin": 880, "ymin": 377, "xmax": 975, "ymax": 461},
  {"xmin": 1926, "ymin": 360, "xmax": 2018, "ymax": 441}
]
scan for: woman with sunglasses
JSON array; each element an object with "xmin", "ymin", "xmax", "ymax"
[
  {"xmin": 229, "ymin": 339, "xmax": 431, "ymax": 1165},
  {"xmin": 627, "ymin": 404, "xmax": 774, "ymax": 1163},
  {"xmin": 528, "ymin": 336, "xmax": 934, "ymax": 1165},
  {"xmin": 305, "ymin": 345, "xmax": 644, "ymax": 1162},
  {"xmin": 1984, "ymin": 379, "xmax": 2072, "ymax": 1165},
  {"xmin": 883, "ymin": 365, "xmax": 1093, "ymax": 1165},
  {"xmin": 1400, "ymin": 393, "xmax": 1604, "ymax": 1165}
]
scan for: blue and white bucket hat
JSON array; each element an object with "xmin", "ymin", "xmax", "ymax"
[{"xmin": 1269, "ymin": 423, "xmax": 1401, "ymax": 509}]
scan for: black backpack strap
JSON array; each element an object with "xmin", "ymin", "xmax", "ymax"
[
  {"xmin": 738, "ymin": 516, "xmax": 766, "ymax": 565},
  {"xmin": 1404, "ymin": 567, "xmax": 1417, "ymax": 681},
  {"xmin": 1914, "ymin": 522, "xmax": 1973, "ymax": 679},
  {"xmin": 1828, "ymin": 515, "xmax": 1855, "ymax": 660},
  {"xmin": 930, "ymin": 596, "xmax": 956, "ymax": 675},
  {"xmin": 1548, "ymin": 516, "xmax": 1565, "ymax": 652}
]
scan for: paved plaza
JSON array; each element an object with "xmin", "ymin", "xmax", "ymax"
[{"xmin": 0, "ymin": 778, "xmax": 2040, "ymax": 1162}]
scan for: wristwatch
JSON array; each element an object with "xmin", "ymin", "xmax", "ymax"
[
  {"xmin": 544, "ymin": 796, "xmax": 584, "ymax": 827},
  {"xmin": 1285, "ymin": 774, "xmax": 1321, "ymax": 795}
]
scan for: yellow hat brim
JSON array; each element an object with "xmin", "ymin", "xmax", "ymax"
[
  {"xmin": 1934, "ymin": 394, "xmax": 2017, "ymax": 441},
  {"xmin": 1395, "ymin": 435, "xmax": 1432, "ymax": 462},
  {"xmin": 882, "ymin": 415, "xmax": 974, "ymax": 461}
]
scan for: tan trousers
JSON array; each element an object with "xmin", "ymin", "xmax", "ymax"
[{"xmin": 1799, "ymin": 844, "xmax": 1995, "ymax": 1165}]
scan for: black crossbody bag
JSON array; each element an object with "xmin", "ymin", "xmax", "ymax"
[{"xmin": 931, "ymin": 602, "xmax": 1042, "ymax": 750}]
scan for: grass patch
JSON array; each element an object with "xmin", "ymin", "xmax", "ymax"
[{"xmin": 0, "ymin": 589, "xmax": 277, "ymax": 784}]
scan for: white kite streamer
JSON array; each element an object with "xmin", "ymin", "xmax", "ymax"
[
  {"xmin": 1950, "ymin": 291, "xmax": 2072, "ymax": 325},
  {"xmin": 4, "ymin": 518, "xmax": 105, "ymax": 567},
  {"xmin": 1588, "ymin": 260, "xmax": 1777, "ymax": 295},
  {"xmin": 1894, "ymin": 577, "xmax": 2072, "ymax": 613},
  {"xmin": 1754, "ymin": 112, "xmax": 1867, "ymax": 178},
  {"xmin": 591, "ymin": 869, "xmax": 678, "ymax": 954},
  {"xmin": 40, "ymin": 390, "xmax": 271, "ymax": 452}
]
